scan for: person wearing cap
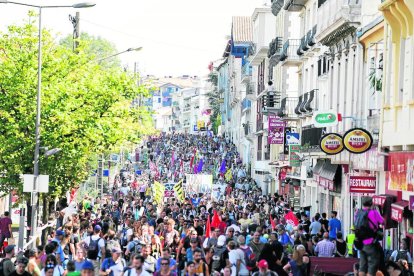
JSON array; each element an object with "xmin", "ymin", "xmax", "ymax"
[
  {"xmin": 9, "ymin": 256, "xmax": 31, "ymax": 276},
  {"xmin": 80, "ymin": 260, "xmax": 94, "ymax": 276},
  {"xmin": 52, "ymin": 229, "xmax": 65, "ymax": 264},
  {"xmin": 2, "ymin": 245, "xmax": 15, "ymax": 275},
  {"xmin": 81, "ymin": 224, "xmax": 105, "ymax": 275},
  {"xmin": 252, "ymin": 259, "xmax": 278, "ymax": 276},
  {"xmin": 99, "ymin": 247, "xmax": 126, "ymax": 276},
  {"xmin": 186, "ymin": 238, "xmax": 203, "ymax": 263}
]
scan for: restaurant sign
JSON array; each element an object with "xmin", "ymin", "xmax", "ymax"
[
  {"xmin": 349, "ymin": 176, "xmax": 376, "ymax": 194},
  {"xmin": 391, "ymin": 203, "xmax": 406, "ymax": 222},
  {"xmin": 372, "ymin": 195, "xmax": 386, "ymax": 207}
]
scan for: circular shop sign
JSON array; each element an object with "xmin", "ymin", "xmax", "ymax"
[
  {"xmin": 343, "ymin": 128, "xmax": 373, "ymax": 154},
  {"xmin": 320, "ymin": 133, "xmax": 344, "ymax": 155}
]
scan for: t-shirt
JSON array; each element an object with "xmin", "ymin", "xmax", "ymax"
[
  {"xmin": 328, "ymin": 218, "xmax": 341, "ymax": 239},
  {"xmin": 229, "ymin": 248, "xmax": 249, "ymax": 276},
  {"xmin": 124, "ymin": 268, "xmax": 152, "ymax": 276},
  {"xmin": 74, "ymin": 260, "xmax": 86, "ymax": 272},
  {"xmin": 310, "ymin": 221, "xmax": 322, "ymax": 235},
  {"xmin": 101, "ymin": 257, "xmax": 126, "ymax": 276},
  {"xmin": 66, "ymin": 272, "xmax": 81, "ymax": 276},
  {"xmin": 9, "ymin": 271, "xmax": 32, "ymax": 276},
  {"xmin": 83, "ymin": 235, "xmax": 106, "ymax": 258},
  {"xmin": 0, "ymin": 216, "xmax": 12, "ymax": 237}
]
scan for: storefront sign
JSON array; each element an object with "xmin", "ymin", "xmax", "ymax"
[
  {"xmin": 319, "ymin": 177, "xmax": 334, "ymax": 190},
  {"xmin": 319, "ymin": 133, "xmax": 344, "ymax": 155},
  {"xmin": 312, "ymin": 111, "xmax": 338, "ymax": 128},
  {"xmin": 387, "ymin": 152, "xmax": 414, "ymax": 192},
  {"xmin": 410, "ymin": 195, "xmax": 414, "ymax": 211},
  {"xmin": 391, "ymin": 203, "xmax": 406, "ymax": 222},
  {"xmin": 289, "ymin": 145, "xmax": 301, "ymax": 167},
  {"xmin": 352, "ymin": 147, "xmax": 385, "ymax": 171},
  {"xmin": 268, "ymin": 115, "xmax": 285, "ymax": 144},
  {"xmin": 349, "ymin": 176, "xmax": 376, "ymax": 194},
  {"xmin": 343, "ymin": 128, "xmax": 373, "ymax": 154},
  {"xmin": 373, "ymin": 195, "xmax": 386, "ymax": 207}
]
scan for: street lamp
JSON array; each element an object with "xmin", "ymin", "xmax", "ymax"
[
  {"xmin": 0, "ymin": 0, "xmax": 95, "ymax": 249},
  {"xmin": 94, "ymin": 47, "xmax": 143, "ymax": 63}
]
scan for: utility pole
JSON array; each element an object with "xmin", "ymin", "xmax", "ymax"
[{"xmin": 69, "ymin": 12, "xmax": 80, "ymax": 51}]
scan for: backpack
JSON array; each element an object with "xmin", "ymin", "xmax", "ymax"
[
  {"xmin": 0, "ymin": 259, "xmax": 7, "ymax": 276},
  {"xmin": 121, "ymin": 227, "xmax": 130, "ymax": 247},
  {"xmin": 87, "ymin": 236, "xmax": 102, "ymax": 260},
  {"xmin": 396, "ymin": 250, "xmax": 410, "ymax": 262},
  {"xmin": 211, "ymin": 247, "xmax": 225, "ymax": 272},
  {"xmin": 354, "ymin": 209, "xmax": 376, "ymax": 242},
  {"xmin": 240, "ymin": 246, "xmax": 257, "ymax": 271}
]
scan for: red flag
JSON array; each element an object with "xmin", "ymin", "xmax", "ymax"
[
  {"xmin": 284, "ymin": 211, "xmax": 299, "ymax": 226},
  {"xmin": 270, "ymin": 214, "xmax": 276, "ymax": 230},
  {"xmin": 211, "ymin": 210, "xmax": 221, "ymax": 228},
  {"xmin": 205, "ymin": 215, "xmax": 211, "ymax": 238}
]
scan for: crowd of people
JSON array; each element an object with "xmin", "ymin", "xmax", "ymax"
[{"xmin": 0, "ymin": 133, "xmax": 413, "ymax": 276}]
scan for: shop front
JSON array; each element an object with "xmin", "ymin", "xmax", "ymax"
[{"xmin": 385, "ymin": 152, "xmax": 414, "ymax": 254}]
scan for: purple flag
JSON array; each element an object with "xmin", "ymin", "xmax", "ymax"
[
  {"xmin": 197, "ymin": 158, "xmax": 204, "ymax": 174},
  {"xmin": 219, "ymin": 159, "xmax": 226, "ymax": 173}
]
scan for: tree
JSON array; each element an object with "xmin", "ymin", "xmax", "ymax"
[
  {"xmin": 0, "ymin": 15, "xmax": 155, "ymax": 201},
  {"xmin": 206, "ymin": 72, "xmax": 221, "ymax": 134},
  {"xmin": 60, "ymin": 32, "xmax": 121, "ymax": 68}
]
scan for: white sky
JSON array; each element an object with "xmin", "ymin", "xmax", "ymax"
[{"xmin": 0, "ymin": 0, "xmax": 266, "ymax": 77}]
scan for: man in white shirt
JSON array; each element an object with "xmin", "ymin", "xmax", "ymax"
[{"xmin": 228, "ymin": 241, "xmax": 249, "ymax": 276}]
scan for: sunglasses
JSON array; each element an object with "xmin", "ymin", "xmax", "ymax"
[{"xmin": 161, "ymin": 263, "xmax": 169, "ymax": 265}]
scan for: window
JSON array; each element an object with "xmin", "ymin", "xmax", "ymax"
[
  {"xmin": 257, "ymin": 135, "xmax": 263, "ymax": 161},
  {"xmin": 158, "ymin": 98, "xmax": 161, "ymax": 103}
]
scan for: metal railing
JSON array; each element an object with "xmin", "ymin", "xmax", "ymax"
[
  {"xmin": 279, "ymin": 39, "xmax": 301, "ymax": 62},
  {"xmin": 277, "ymin": 97, "xmax": 300, "ymax": 118},
  {"xmin": 241, "ymin": 63, "xmax": 252, "ymax": 79}
]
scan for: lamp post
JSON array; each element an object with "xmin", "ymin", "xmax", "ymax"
[
  {"xmin": 0, "ymin": 0, "xmax": 95, "ymax": 249},
  {"xmin": 94, "ymin": 47, "xmax": 143, "ymax": 63}
]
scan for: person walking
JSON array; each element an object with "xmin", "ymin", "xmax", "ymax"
[
  {"xmin": 328, "ymin": 211, "xmax": 341, "ymax": 240},
  {"xmin": 355, "ymin": 197, "xmax": 384, "ymax": 276}
]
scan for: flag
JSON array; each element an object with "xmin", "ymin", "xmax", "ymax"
[
  {"xmin": 171, "ymin": 151, "xmax": 175, "ymax": 167},
  {"xmin": 211, "ymin": 210, "xmax": 221, "ymax": 228},
  {"xmin": 270, "ymin": 213, "xmax": 276, "ymax": 230},
  {"xmin": 219, "ymin": 159, "xmax": 226, "ymax": 174},
  {"xmin": 205, "ymin": 215, "xmax": 211, "ymax": 238},
  {"xmin": 225, "ymin": 169, "xmax": 232, "ymax": 181},
  {"xmin": 284, "ymin": 211, "xmax": 299, "ymax": 227},
  {"xmin": 173, "ymin": 180, "xmax": 185, "ymax": 202},
  {"xmin": 196, "ymin": 158, "xmax": 204, "ymax": 174}
]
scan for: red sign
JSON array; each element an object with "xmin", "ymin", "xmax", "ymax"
[
  {"xmin": 387, "ymin": 152, "xmax": 414, "ymax": 192},
  {"xmin": 319, "ymin": 177, "xmax": 334, "ymax": 191},
  {"xmin": 373, "ymin": 195, "xmax": 386, "ymax": 207},
  {"xmin": 349, "ymin": 176, "xmax": 376, "ymax": 194},
  {"xmin": 391, "ymin": 203, "xmax": 406, "ymax": 222}
]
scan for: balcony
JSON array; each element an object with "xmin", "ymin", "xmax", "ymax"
[
  {"xmin": 279, "ymin": 39, "xmax": 302, "ymax": 66},
  {"xmin": 246, "ymin": 82, "xmax": 256, "ymax": 100},
  {"xmin": 277, "ymin": 97, "xmax": 300, "ymax": 120},
  {"xmin": 241, "ymin": 63, "xmax": 252, "ymax": 83},
  {"xmin": 297, "ymin": 25, "xmax": 317, "ymax": 57},
  {"xmin": 261, "ymin": 91, "xmax": 282, "ymax": 115},
  {"xmin": 284, "ymin": 0, "xmax": 309, "ymax": 12},
  {"xmin": 241, "ymin": 98, "xmax": 252, "ymax": 113},
  {"xmin": 183, "ymin": 120, "xmax": 190, "ymax": 127},
  {"xmin": 316, "ymin": 0, "xmax": 361, "ymax": 46},
  {"xmin": 268, "ymin": 37, "xmax": 283, "ymax": 67},
  {"xmin": 183, "ymin": 104, "xmax": 191, "ymax": 113},
  {"xmin": 294, "ymin": 89, "xmax": 318, "ymax": 116},
  {"xmin": 271, "ymin": 0, "xmax": 284, "ymax": 16},
  {"xmin": 243, "ymin": 122, "xmax": 255, "ymax": 141},
  {"xmin": 174, "ymin": 120, "xmax": 180, "ymax": 125}
]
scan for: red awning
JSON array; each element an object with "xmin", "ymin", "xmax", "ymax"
[{"xmin": 391, "ymin": 201, "xmax": 409, "ymax": 222}]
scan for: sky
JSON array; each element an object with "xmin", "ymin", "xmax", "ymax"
[{"xmin": 0, "ymin": 0, "xmax": 266, "ymax": 77}]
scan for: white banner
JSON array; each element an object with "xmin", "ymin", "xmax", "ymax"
[{"xmin": 185, "ymin": 174, "xmax": 213, "ymax": 194}]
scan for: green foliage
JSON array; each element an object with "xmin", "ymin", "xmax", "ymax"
[
  {"xmin": 0, "ymin": 16, "xmax": 155, "ymax": 198},
  {"xmin": 206, "ymin": 72, "xmax": 221, "ymax": 134},
  {"xmin": 369, "ymin": 69, "xmax": 382, "ymax": 94}
]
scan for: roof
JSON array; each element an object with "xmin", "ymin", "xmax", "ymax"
[{"xmin": 232, "ymin": 16, "xmax": 252, "ymax": 44}]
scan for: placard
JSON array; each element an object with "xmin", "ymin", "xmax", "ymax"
[{"xmin": 349, "ymin": 176, "xmax": 376, "ymax": 194}]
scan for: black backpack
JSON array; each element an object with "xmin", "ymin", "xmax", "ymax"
[
  {"xmin": 0, "ymin": 259, "xmax": 7, "ymax": 276},
  {"xmin": 354, "ymin": 209, "xmax": 376, "ymax": 241},
  {"xmin": 87, "ymin": 236, "xmax": 102, "ymax": 260}
]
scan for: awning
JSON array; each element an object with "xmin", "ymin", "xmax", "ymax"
[
  {"xmin": 391, "ymin": 201, "xmax": 409, "ymax": 222},
  {"xmin": 319, "ymin": 162, "xmax": 338, "ymax": 181},
  {"xmin": 312, "ymin": 160, "xmax": 325, "ymax": 175}
]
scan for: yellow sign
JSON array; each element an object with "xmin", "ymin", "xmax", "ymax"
[
  {"xmin": 197, "ymin": 120, "xmax": 205, "ymax": 130},
  {"xmin": 319, "ymin": 133, "xmax": 344, "ymax": 155},
  {"xmin": 343, "ymin": 128, "xmax": 373, "ymax": 154}
]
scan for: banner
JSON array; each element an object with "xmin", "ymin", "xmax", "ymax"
[
  {"xmin": 268, "ymin": 115, "xmax": 285, "ymax": 144},
  {"xmin": 153, "ymin": 181, "xmax": 165, "ymax": 204},
  {"xmin": 387, "ymin": 152, "xmax": 414, "ymax": 192},
  {"xmin": 173, "ymin": 180, "xmax": 185, "ymax": 202},
  {"xmin": 289, "ymin": 145, "xmax": 301, "ymax": 167},
  {"xmin": 185, "ymin": 174, "xmax": 213, "ymax": 194}
]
